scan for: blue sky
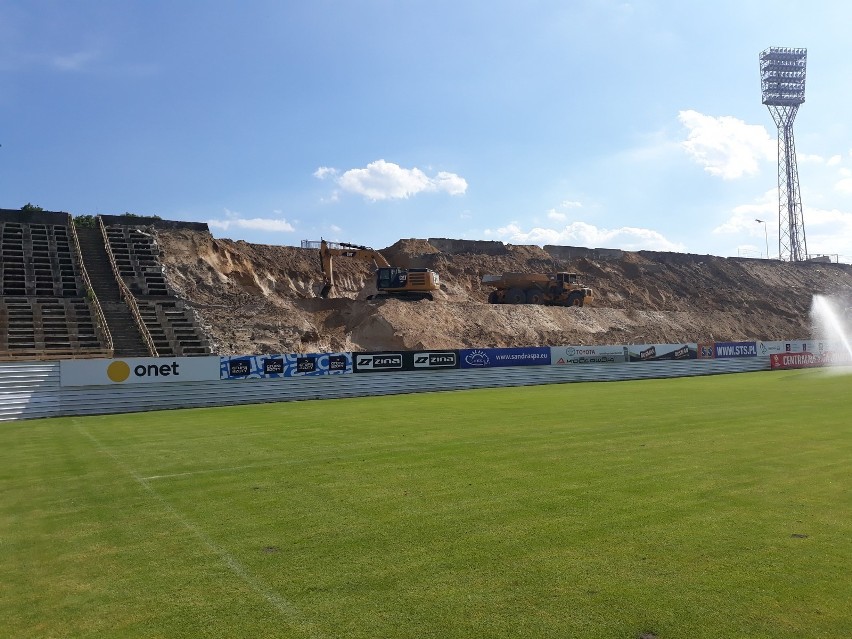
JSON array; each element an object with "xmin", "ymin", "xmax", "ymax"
[{"xmin": 3, "ymin": 1, "xmax": 852, "ymax": 261}]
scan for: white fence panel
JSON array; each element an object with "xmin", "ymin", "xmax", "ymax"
[
  {"xmin": 55, "ymin": 358, "xmax": 769, "ymax": 418},
  {"xmin": 0, "ymin": 357, "xmax": 772, "ymax": 421},
  {"xmin": 0, "ymin": 362, "xmax": 61, "ymax": 422}
]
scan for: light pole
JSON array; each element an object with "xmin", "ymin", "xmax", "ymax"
[
  {"xmin": 760, "ymin": 47, "xmax": 808, "ymax": 261},
  {"xmin": 755, "ymin": 218, "xmax": 769, "ymax": 258}
]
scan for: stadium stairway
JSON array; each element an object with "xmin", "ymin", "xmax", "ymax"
[
  {"xmin": 101, "ymin": 221, "xmax": 212, "ymax": 357},
  {"xmin": 76, "ymin": 227, "xmax": 151, "ymax": 357}
]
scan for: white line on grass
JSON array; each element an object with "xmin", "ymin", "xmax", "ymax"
[
  {"xmin": 75, "ymin": 423, "xmax": 325, "ymax": 638},
  {"xmin": 141, "ymin": 464, "xmax": 271, "ymax": 481}
]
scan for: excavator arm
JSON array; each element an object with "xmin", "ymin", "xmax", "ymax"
[
  {"xmin": 317, "ymin": 239, "xmax": 390, "ymax": 298},
  {"xmin": 304, "ymin": 239, "xmax": 439, "ymax": 300}
]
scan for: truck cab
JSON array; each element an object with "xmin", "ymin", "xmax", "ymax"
[{"xmin": 555, "ymin": 272, "xmax": 579, "ymax": 285}]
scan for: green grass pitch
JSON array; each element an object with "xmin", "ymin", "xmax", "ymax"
[{"xmin": 1, "ymin": 369, "xmax": 850, "ymax": 638}]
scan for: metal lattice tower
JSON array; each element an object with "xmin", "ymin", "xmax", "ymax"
[{"xmin": 760, "ymin": 47, "xmax": 808, "ymax": 261}]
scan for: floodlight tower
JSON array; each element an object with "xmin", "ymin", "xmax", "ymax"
[{"xmin": 760, "ymin": 47, "xmax": 808, "ymax": 261}]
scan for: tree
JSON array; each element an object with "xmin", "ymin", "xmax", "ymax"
[
  {"xmin": 73, "ymin": 215, "xmax": 97, "ymax": 228},
  {"xmin": 21, "ymin": 203, "xmax": 44, "ymax": 211},
  {"xmin": 121, "ymin": 212, "xmax": 162, "ymax": 220}
]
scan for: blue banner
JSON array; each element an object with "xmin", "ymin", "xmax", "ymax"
[
  {"xmin": 459, "ymin": 347, "xmax": 551, "ymax": 369},
  {"xmin": 713, "ymin": 342, "xmax": 758, "ymax": 358},
  {"xmin": 220, "ymin": 352, "xmax": 353, "ymax": 379}
]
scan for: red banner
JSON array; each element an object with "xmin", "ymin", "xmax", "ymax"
[
  {"xmin": 769, "ymin": 351, "xmax": 852, "ymax": 369},
  {"xmin": 770, "ymin": 352, "xmax": 820, "ymax": 369}
]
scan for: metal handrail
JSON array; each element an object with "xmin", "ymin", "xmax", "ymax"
[
  {"xmin": 98, "ymin": 217, "xmax": 159, "ymax": 357},
  {"xmin": 67, "ymin": 215, "xmax": 115, "ymax": 356}
]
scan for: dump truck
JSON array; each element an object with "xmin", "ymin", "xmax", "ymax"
[
  {"xmin": 483, "ymin": 272, "xmax": 593, "ymax": 306},
  {"xmin": 302, "ymin": 239, "xmax": 440, "ymax": 301}
]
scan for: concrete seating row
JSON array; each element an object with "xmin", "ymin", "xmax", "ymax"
[
  {"xmin": 1, "ymin": 221, "xmax": 81, "ymax": 297},
  {"xmin": 104, "ymin": 225, "xmax": 169, "ymax": 296},
  {"xmin": 0, "ymin": 297, "xmax": 104, "ymax": 354}
]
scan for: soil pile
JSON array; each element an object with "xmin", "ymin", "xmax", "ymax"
[{"xmin": 153, "ymin": 228, "xmax": 852, "ymax": 355}]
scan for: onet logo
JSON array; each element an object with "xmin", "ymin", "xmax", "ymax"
[
  {"xmin": 107, "ymin": 361, "xmax": 131, "ymax": 383},
  {"xmin": 107, "ymin": 360, "xmax": 181, "ymax": 383}
]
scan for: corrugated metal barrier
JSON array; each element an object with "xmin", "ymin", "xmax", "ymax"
[
  {"xmin": 0, "ymin": 357, "xmax": 769, "ymax": 421},
  {"xmin": 0, "ymin": 362, "xmax": 61, "ymax": 422}
]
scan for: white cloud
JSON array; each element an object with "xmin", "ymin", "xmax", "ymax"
[
  {"xmin": 547, "ymin": 199, "xmax": 584, "ymax": 222},
  {"xmin": 827, "ymin": 155, "xmax": 842, "ymax": 167},
  {"xmin": 208, "ymin": 209, "xmax": 295, "ymax": 233},
  {"xmin": 678, "ymin": 110, "xmax": 775, "ymax": 179},
  {"xmin": 835, "ymin": 168, "xmax": 852, "ymax": 194},
  {"xmin": 801, "ymin": 206, "xmax": 852, "ymax": 259},
  {"xmin": 835, "ymin": 178, "xmax": 852, "ymax": 194},
  {"xmin": 713, "ymin": 190, "xmax": 776, "ymax": 235},
  {"xmin": 714, "ymin": 191, "xmax": 852, "ymax": 260},
  {"xmin": 52, "ymin": 49, "xmax": 99, "ymax": 71},
  {"xmin": 313, "ymin": 166, "xmax": 338, "ymax": 180},
  {"xmin": 484, "ymin": 221, "xmax": 685, "ymax": 252},
  {"xmin": 317, "ymin": 159, "xmax": 468, "ymax": 201}
]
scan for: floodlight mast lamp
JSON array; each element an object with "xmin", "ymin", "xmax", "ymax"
[{"xmin": 760, "ymin": 47, "xmax": 808, "ymax": 262}]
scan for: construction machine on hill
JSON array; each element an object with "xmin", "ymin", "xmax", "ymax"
[
  {"xmin": 483, "ymin": 271, "xmax": 593, "ymax": 306},
  {"xmin": 303, "ymin": 239, "xmax": 440, "ymax": 301}
]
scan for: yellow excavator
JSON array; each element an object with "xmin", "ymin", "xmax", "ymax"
[{"xmin": 303, "ymin": 239, "xmax": 440, "ymax": 301}]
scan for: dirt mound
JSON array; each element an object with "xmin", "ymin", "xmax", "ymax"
[{"xmin": 153, "ymin": 228, "xmax": 852, "ymax": 355}]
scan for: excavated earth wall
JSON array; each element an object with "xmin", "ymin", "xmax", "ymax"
[{"xmin": 152, "ymin": 228, "xmax": 852, "ymax": 355}]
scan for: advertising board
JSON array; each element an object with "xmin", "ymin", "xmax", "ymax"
[
  {"xmin": 772, "ymin": 340, "xmax": 829, "ymax": 355},
  {"xmin": 770, "ymin": 347, "xmax": 851, "ymax": 369},
  {"xmin": 626, "ymin": 344, "xmax": 697, "ymax": 362},
  {"xmin": 697, "ymin": 343, "xmax": 715, "ymax": 359},
  {"xmin": 220, "ymin": 352, "xmax": 352, "ymax": 379},
  {"xmin": 770, "ymin": 352, "xmax": 821, "ymax": 369},
  {"xmin": 757, "ymin": 341, "xmax": 790, "ymax": 355},
  {"xmin": 60, "ymin": 356, "xmax": 221, "ymax": 387},
  {"xmin": 550, "ymin": 345, "xmax": 627, "ymax": 365},
  {"xmin": 352, "ymin": 350, "xmax": 459, "ymax": 373},
  {"xmin": 713, "ymin": 342, "xmax": 758, "ymax": 358},
  {"xmin": 459, "ymin": 347, "xmax": 551, "ymax": 369}
]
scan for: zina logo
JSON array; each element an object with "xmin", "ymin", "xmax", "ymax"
[
  {"xmin": 414, "ymin": 352, "xmax": 456, "ymax": 368},
  {"xmin": 107, "ymin": 360, "xmax": 181, "ymax": 383},
  {"xmin": 357, "ymin": 354, "xmax": 402, "ymax": 370}
]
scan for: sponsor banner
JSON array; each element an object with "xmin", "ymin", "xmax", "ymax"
[
  {"xmin": 220, "ymin": 352, "xmax": 352, "ymax": 379},
  {"xmin": 626, "ymin": 344, "xmax": 697, "ymax": 362},
  {"xmin": 744, "ymin": 341, "xmax": 841, "ymax": 357},
  {"xmin": 60, "ymin": 356, "xmax": 221, "ymax": 387},
  {"xmin": 459, "ymin": 347, "xmax": 551, "ymax": 369},
  {"xmin": 551, "ymin": 345, "xmax": 627, "ymax": 365},
  {"xmin": 822, "ymin": 349, "xmax": 852, "ymax": 365},
  {"xmin": 771, "ymin": 348, "xmax": 852, "ymax": 369},
  {"xmin": 697, "ymin": 343, "xmax": 715, "ymax": 359},
  {"xmin": 714, "ymin": 341, "xmax": 758, "ymax": 358},
  {"xmin": 776, "ymin": 340, "xmax": 836, "ymax": 354},
  {"xmin": 770, "ymin": 352, "xmax": 819, "ymax": 369},
  {"xmin": 353, "ymin": 350, "xmax": 459, "ymax": 373},
  {"xmin": 412, "ymin": 351, "xmax": 459, "ymax": 369},
  {"xmin": 757, "ymin": 341, "xmax": 788, "ymax": 355}
]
